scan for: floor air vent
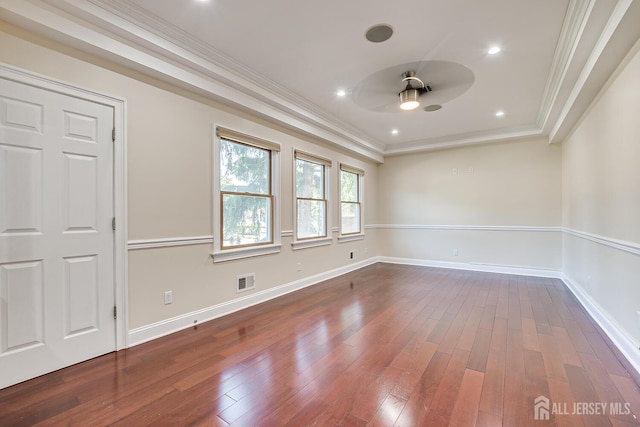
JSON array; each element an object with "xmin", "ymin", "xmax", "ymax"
[{"xmin": 237, "ymin": 274, "xmax": 255, "ymax": 293}]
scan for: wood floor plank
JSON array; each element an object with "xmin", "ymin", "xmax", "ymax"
[
  {"xmin": 467, "ymin": 327, "xmax": 492, "ymax": 372},
  {"xmin": 479, "ymin": 349, "xmax": 506, "ymax": 417},
  {"xmin": 475, "ymin": 409, "xmax": 503, "ymax": 426},
  {"xmin": 348, "ymin": 366, "xmax": 407, "ymax": 421},
  {"xmin": 448, "ymin": 369, "xmax": 484, "ymax": 426},
  {"xmin": 565, "ymin": 364, "xmax": 612, "ymax": 427},
  {"xmin": 548, "ymin": 377, "xmax": 582, "ymax": 427},
  {"xmin": 523, "ymin": 349, "xmax": 553, "ymax": 425},
  {"xmin": 282, "ymin": 398, "xmax": 329, "ymax": 427},
  {"xmin": 578, "ymin": 352, "xmax": 639, "ymax": 425},
  {"xmin": 502, "ymin": 328, "xmax": 528, "ymax": 427},
  {"xmin": 393, "ymin": 351, "xmax": 452, "ymax": 426},
  {"xmin": 479, "ymin": 304, "xmax": 497, "ymax": 330},
  {"xmin": 422, "ymin": 348, "xmax": 471, "ymax": 424},
  {"xmin": 489, "ymin": 316, "xmax": 508, "ymax": 353},
  {"xmin": 539, "ymin": 332, "xmax": 569, "ymax": 381},
  {"xmin": 367, "ymin": 393, "xmax": 407, "ymax": 426},
  {"xmin": 0, "ymin": 264, "xmax": 637, "ymax": 426},
  {"xmin": 507, "ymin": 278, "xmax": 523, "ymax": 331},
  {"xmin": 552, "ymin": 325, "xmax": 584, "ymax": 368},
  {"xmin": 494, "ymin": 276, "xmax": 510, "ymax": 320},
  {"xmin": 610, "ymin": 375, "xmax": 640, "ymax": 424},
  {"xmin": 456, "ymin": 305, "xmax": 485, "ymax": 352},
  {"xmin": 564, "ymin": 319, "xmax": 595, "ymax": 355},
  {"xmin": 522, "ymin": 316, "xmax": 541, "ymax": 352},
  {"xmin": 583, "ymin": 331, "xmax": 630, "ymax": 377}
]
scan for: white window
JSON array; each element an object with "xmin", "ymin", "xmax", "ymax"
[
  {"xmin": 212, "ymin": 127, "xmax": 281, "ymax": 262},
  {"xmin": 293, "ymin": 150, "xmax": 332, "ymax": 249},
  {"xmin": 339, "ymin": 164, "xmax": 364, "ymax": 241}
]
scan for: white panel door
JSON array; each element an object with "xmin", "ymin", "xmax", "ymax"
[{"xmin": 0, "ymin": 77, "xmax": 115, "ymax": 389}]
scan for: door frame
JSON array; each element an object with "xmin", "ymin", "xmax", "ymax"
[{"xmin": 0, "ymin": 62, "xmax": 129, "ymax": 350}]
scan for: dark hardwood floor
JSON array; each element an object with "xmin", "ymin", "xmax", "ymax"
[{"xmin": 1, "ymin": 263, "xmax": 639, "ymax": 426}]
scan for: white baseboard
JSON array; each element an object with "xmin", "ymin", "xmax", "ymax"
[
  {"xmin": 561, "ymin": 274, "xmax": 640, "ymax": 376},
  {"xmin": 128, "ymin": 256, "xmax": 639, "ymax": 378},
  {"xmin": 128, "ymin": 257, "xmax": 378, "ymax": 347},
  {"xmin": 378, "ymin": 256, "xmax": 562, "ymax": 278}
]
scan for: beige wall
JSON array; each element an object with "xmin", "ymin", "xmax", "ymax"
[
  {"xmin": 0, "ymin": 24, "xmax": 379, "ymax": 329},
  {"xmin": 3, "ymin": 19, "xmax": 638, "ymax": 357},
  {"xmin": 562, "ymin": 40, "xmax": 640, "ymax": 345},
  {"xmin": 377, "ymin": 139, "xmax": 563, "ymax": 270}
]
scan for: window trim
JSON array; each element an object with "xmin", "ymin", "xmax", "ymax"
[
  {"xmin": 339, "ymin": 163, "xmax": 365, "ymax": 241},
  {"xmin": 212, "ymin": 125, "xmax": 281, "ymax": 262},
  {"xmin": 292, "ymin": 150, "xmax": 332, "ymax": 250},
  {"xmin": 219, "ymin": 191, "xmax": 274, "ymax": 250},
  {"xmin": 217, "ymin": 127, "xmax": 281, "ymax": 152}
]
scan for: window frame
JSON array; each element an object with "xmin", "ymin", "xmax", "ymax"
[
  {"xmin": 292, "ymin": 150, "xmax": 332, "ymax": 250},
  {"xmin": 212, "ymin": 126, "xmax": 281, "ymax": 262},
  {"xmin": 338, "ymin": 163, "xmax": 365, "ymax": 242}
]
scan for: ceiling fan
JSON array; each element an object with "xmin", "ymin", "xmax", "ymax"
[
  {"xmin": 351, "ymin": 61, "xmax": 475, "ymax": 113},
  {"xmin": 399, "ymin": 71, "xmax": 432, "ymax": 110}
]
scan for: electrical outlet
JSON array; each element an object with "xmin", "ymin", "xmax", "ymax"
[
  {"xmin": 164, "ymin": 291, "xmax": 173, "ymax": 305},
  {"xmin": 297, "ymin": 262, "xmax": 302, "ymax": 272},
  {"xmin": 453, "ymin": 249, "xmax": 459, "ymax": 256}
]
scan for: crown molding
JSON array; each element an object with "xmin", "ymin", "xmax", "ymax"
[
  {"xmin": 1, "ymin": 0, "xmax": 385, "ymax": 162},
  {"xmin": 83, "ymin": 0, "xmax": 383, "ymax": 152},
  {"xmin": 383, "ymin": 126, "xmax": 543, "ymax": 155},
  {"xmin": 549, "ymin": 0, "xmax": 640, "ymax": 142},
  {"xmin": 536, "ymin": 0, "xmax": 594, "ymax": 130},
  {"xmin": 3, "ymin": 0, "xmax": 637, "ymax": 157}
]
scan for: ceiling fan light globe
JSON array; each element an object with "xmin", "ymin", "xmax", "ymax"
[
  {"xmin": 399, "ymin": 88, "xmax": 420, "ymax": 110},
  {"xmin": 400, "ymin": 100, "xmax": 420, "ymax": 110}
]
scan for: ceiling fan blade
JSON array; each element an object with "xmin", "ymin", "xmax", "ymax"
[
  {"xmin": 414, "ymin": 36, "xmax": 452, "ymax": 75},
  {"xmin": 351, "ymin": 60, "xmax": 475, "ymax": 112}
]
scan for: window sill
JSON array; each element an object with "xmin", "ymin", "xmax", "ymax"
[
  {"xmin": 291, "ymin": 237, "xmax": 332, "ymax": 251},
  {"xmin": 210, "ymin": 244, "xmax": 281, "ymax": 263},
  {"xmin": 338, "ymin": 233, "xmax": 365, "ymax": 243}
]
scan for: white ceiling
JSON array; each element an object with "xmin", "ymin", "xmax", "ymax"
[{"xmin": 1, "ymin": 0, "xmax": 639, "ymax": 161}]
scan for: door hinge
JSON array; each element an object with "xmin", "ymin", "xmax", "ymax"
[
  {"xmin": 112, "ymin": 127, "xmax": 116, "ymax": 142},
  {"xmin": 113, "ymin": 305, "xmax": 117, "ymax": 319},
  {"xmin": 112, "ymin": 217, "xmax": 116, "ymax": 231}
]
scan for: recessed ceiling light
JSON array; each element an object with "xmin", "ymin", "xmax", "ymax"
[
  {"xmin": 336, "ymin": 90, "xmax": 346, "ymax": 97},
  {"xmin": 496, "ymin": 110, "xmax": 505, "ymax": 117},
  {"xmin": 391, "ymin": 129, "xmax": 399, "ymax": 135},
  {"xmin": 488, "ymin": 46, "xmax": 501, "ymax": 55}
]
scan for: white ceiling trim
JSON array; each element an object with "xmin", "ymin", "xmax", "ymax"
[
  {"xmin": 2, "ymin": 0, "xmax": 638, "ymax": 158},
  {"xmin": 384, "ymin": 127, "xmax": 543, "ymax": 156},
  {"xmin": 82, "ymin": 0, "xmax": 381, "ymax": 151},
  {"xmin": 83, "ymin": 0, "xmax": 622, "ymax": 155},
  {"xmin": 1, "ymin": 0, "xmax": 385, "ymax": 161},
  {"xmin": 549, "ymin": 0, "xmax": 638, "ymax": 142},
  {"xmin": 536, "ymin": 0, "xmax": 594, "ymax": 130}
]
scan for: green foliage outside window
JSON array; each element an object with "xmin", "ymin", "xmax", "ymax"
[
  {"xmin": 220, "ymin": 139, "xmax": 272, "ymax": 247},
  {"xmin": 340, "ymin": 170, "xmax": 360, "ymax": 234},
  {"xmin": 296, "ymin": 159, "xmax": 325, "ymax": 239}
]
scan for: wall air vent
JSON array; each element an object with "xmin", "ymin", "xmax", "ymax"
[{"xmin": 237, "ymin": 274, "xmax": 255, "ymax": 293}]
